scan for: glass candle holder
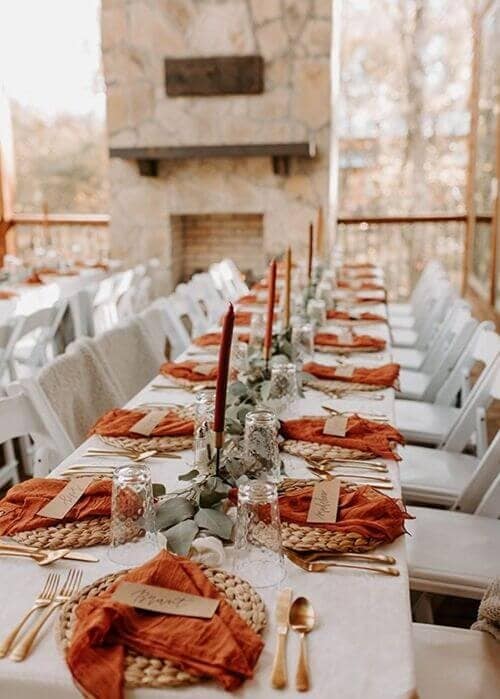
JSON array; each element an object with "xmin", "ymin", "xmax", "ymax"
[
  {"xmin": 232, "ymin": 481, "xmax": 285, "ymax": 589},
  {"xmin": 194, "ymin": 389, "xmax": 216, "ymax": 431},
  {"xmin": 230, "ymin": 338, "xmax": 249, "ymax": 374},
  {"xmin": 268, "ymin": 363, "xmax": 299, "ymax": 413},
  {"xmin": 307, "ymin": 298, "xmax": 327, "ymax": 327},
  {"xmin": 243, "ymin": 409, "xmax": 281, "ymax": 482},
  {"xmin": 109, "ymin": 463, "xmax": 158, "ymax": 567},
  {"xmin": 291, "ymin": 321, "xmax": 314, "ymax": 365},
  {"xmin": 249, "ymin": 313, "xmax": 266, "ymax": 350}
]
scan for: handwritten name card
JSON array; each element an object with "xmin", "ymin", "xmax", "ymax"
[
  {"xmin": 334, "ymin": 365, "xmax": 355, "ymax": 378},
  {"xmin": 194, "ymin": 363, "xmax": 218, "ymax": 376},
  {"xmin": 323, "ymin": 415, "xmax": 349, "ymax": 437},
  {"xmin": 307, "ymin": 479, "xmax": 340, "ymax": 524},
  {"xmin": 37, "ymin": 476, "xmax": 94, "ymax": 520},
  {"xmin": 112, "ymin": 581, "xmax": 220, "ymax": 619},
  {"xmin": 131, "ymin": 409, "xmax": 169, "ymax": 436}
]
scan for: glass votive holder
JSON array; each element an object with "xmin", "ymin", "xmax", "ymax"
[
  {"xmin": 268, "ymin": 363, "xmax": 299, "ymax": 413},
  {"xmin": 291, "ymin": 321, "xmax": 315, "ymax": 365},
  {"xmin": 244, "ymin": 409, "xmax": 281, "ymax": 482},
  {"xmin": 232, "ymin": 481, "xmax": 285, "ymax": 589},
  {"xmin": 230, "ymin": 338, "xmax": 249, "ymax": 374},
  {"xmin": 108, "ymin": 463, "xmax": 158, "ymax": 567},
  {"xmin": 249, "ymin": 313, "xmax": 266, "ymax": 350},
  {"xmin": 194, "ymin": 389, "xmax": 216, "ymax": 431},
  {"xmin": 307, "ymin": 298, "xmax": 327, "ymax": 327}
]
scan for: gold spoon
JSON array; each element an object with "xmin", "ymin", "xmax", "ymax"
[{"xmin": 289, "ymin": 597, "xmax": 315, "ymax": 692}]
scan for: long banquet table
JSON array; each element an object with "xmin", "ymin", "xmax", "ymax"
[{"xmin": 0, "ymin": 300, "xmax": 418, "ymax": 699}]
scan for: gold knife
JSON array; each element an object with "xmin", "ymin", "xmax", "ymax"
[
  {"xmin": 0, "ymin": 541, "xmax": 99, "ymax": 563},
  {"xmin": 271, "ymin": 587, "xmax": 292, "ymax": 689}
]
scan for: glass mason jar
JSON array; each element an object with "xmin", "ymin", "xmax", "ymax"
[
  {"xmin": 194, "ymin": 389, "xmax": 216, "ymax": 432},
  {"xmin": 109, "ymin": 463, "xmax": 157, "ymax": 567},
  {"xmin": 232, "ymin": 481, "xmax": 285, "ymax": 589},
  {"xmin": 243, "ymin": 409, "xmax": 281, "ymax": 482},
  {"xmin": 268, "ymin": 362, "xmax": 299, "ymax": 414},
  {"xmin": 291, "ymin": 321, "xmax": 315, "ymax": 365}
]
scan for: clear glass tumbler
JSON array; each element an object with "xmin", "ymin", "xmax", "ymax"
[
  {"xmin": 249, "ymin": 312, "xmax": 266, "ymax": 350},
  {"xmin": 194, "ymin": 388, "xmax": 216, "ymax": 431},
  {"xmin": 232, "ymin": 481, "xmax": 285, "ymax": 588},
  {"xmin": 291, "ymin": 321, "xmax": 315, "ymax": 365},
  {"xmin": 268, "ymin": 363, "xmax": 299, "ymax": 413},
  {"xmin": 243, "ymin": 409, "xmax": 281, "ymax": 481},
  {"xmin": 230, "ymin": 338, "xmax": 249, "ymax": 374},
  {"xmin": 108, "ymin": 463, "xmax": 158, "ymax": 567}
]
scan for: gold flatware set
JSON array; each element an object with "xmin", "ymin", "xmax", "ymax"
[
  {"xmin": 0, "ymin": 569, "xmax": 82, "ymax": 661},
  {"xmin": 285, "ymin": 549, "xmax": 399, "ymax": 577},
  {"xmin": 0, "ymin": 541, "xmax": 98, "ymax": 564},
  {"xmin": 307, "ymin": 465, "xmax": 394, "ymax": 490},
  {"xmin": 322, "ymin": 404, "xmax": 391, "ymax": 422}
]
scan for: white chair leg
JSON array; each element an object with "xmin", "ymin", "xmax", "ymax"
[
  {"xmin": 1, "ymin": 439, "xmax": 20, "ymax": 485},
  {"xmin": 412, "ymin": 593, "xmax": 435, "ymax": 624}
]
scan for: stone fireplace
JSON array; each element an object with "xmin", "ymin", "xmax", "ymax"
[{"xmin": 102, "ymin": 0, "xmax": 332, "ymax": 292}]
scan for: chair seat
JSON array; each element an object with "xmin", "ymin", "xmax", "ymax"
[
  {"xmin": 407, "ymin": 507, "xmax": 500, "ymax": 598},
  {"xmin": 397, "ymin": 369, "xmax": 430, "ymax": 400},
  {"xmin": 392, "ymin": 327, "xmax": 419, "ymax": 347},
  {"xmin": 413, "ymin": 623, "xmax": 500, "ymax": 699},
  {"xmin": 395, "ymin": 399, "xmax": 459, "ymax": 445},
  {"xmin": 388, "ymin": 302, "xmax": 413, "ymax": 316},
  {"xmin": 389, "ymin": 314, "xmax": 416, "ymax": 329},
  {"xmin": 392, "ymin": 346, "xmax": 425, "ymax": 369},
  {"xmin": 400, "ymin": 445, "xmax": 478, "ymax": 506}
]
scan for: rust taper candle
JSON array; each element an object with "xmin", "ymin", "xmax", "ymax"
[
  {"xmin": 307, "ymin": 222, "xmax": 314, "ymax": 282},
  {"xmin": 263, "ymin": 258, "xmax": 277, "ymax": 363},
  {"xmin": 284, "ymin": 246, "xmax": 292, "ymax": 328},
  {"xmin": 214, "ymin": 302, "xmax": 234, "ymax": 445}
]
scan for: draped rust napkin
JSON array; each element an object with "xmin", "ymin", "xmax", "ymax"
[
  {"xmin": 160, "ymin": 360, "xmax": 219, "ymax": 382},
  {"xmin": 326, "ymin": 310, "xmax": 387, "ymax": 323},
  {"xmin": 233, "ymin": 311, "xmax": 253, "ymax": 326},
  {"xmin": 0, "ymin": 289, "xmax": 18, "ymax": 299},
  {"xmin": 237, "ymin": 293, "xmax": 280, "ymax": 306},
  {"xmin": 90, "ymin": 408, "xmax": 194, "ymax": 438},
  {"xmin": 24, "ymin": 272, "xmax": 45, "ymax": 285},
  {"xmin": 281, "ymin": 415, "xmax": 404, "ymax": 460},
  {"xmin": 0, "ymin": 478, "xmax": 112, "ymax": 535},
  {"xmin": 194, "ymin": 332, "xmax": 250, "ymax": 347},
  {"xmin": 66, "ymin": 550, "xmax": 264, "ymax": 698},
  {"xmin": 303, "ymin": 361, "xmax": 400, "ymax": 388},
  {"xmin": 314, "ymin": 332, "xmax": 386, "ymax": 351}
]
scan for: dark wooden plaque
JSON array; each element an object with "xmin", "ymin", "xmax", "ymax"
[{"xmin": 164, "ymin": 55, "xmax": 263, "ymax": 97}]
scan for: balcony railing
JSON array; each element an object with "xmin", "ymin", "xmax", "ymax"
[
  {"xmin": 336, "ymin": 214, "xmax": 468, "ymax": 300},
  {"xmin": 6, "ymin": 213, "xmax": 110, "ymax": 262}
]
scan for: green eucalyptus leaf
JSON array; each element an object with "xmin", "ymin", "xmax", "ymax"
[
  {"xmin": 194, "ymin": 508, "xmax": 233, "ymax": 540},
  {"xmin": 164, "ymin": 519, "xmax": 199, "ymax": 556},
  {"xmin": 177, "ymin": 468, "xmax": 200, "ymax": 482},
  {"xmin": 156, "ymin": 497, "xmax": 195, "ymax": 530},
  {"xmin": 260, "ymin": 380, "xmax": 272, "ymax": 401},
  {"xmin": 229, "ymin": 381, "xmax": 248, "ymax": 397},
  {"xmin": 152, "ymin": 483, "xmax": 166, "ymax": 497}
]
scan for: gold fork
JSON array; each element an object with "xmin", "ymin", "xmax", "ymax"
[
  {"xmin": 10, "ymin": 569, "xmax": 83, "ymax": 661},
  {"xmin": 0, "ymin": 573, "xmax": 59, "ymax": 657}
]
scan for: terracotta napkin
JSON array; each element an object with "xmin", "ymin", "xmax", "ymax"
[
  {"xmin": 303, "ymin": 361, "xmax": 400, "ymax": 388},
  {"xmin": 24, "ymin": 272, "xmax": 45, "ymax": 285},
  {"xmin": 233, "ymin": 311, "xmax": 253, "ymax": 326},
  {"xmin": 314, "ymin": 332, "xmax": 386, "ymax": 351},
  {"xmin": 281, "ymin": 415, "xmax": 404, "ymax": 460},
  {"xmin": 0, "ymin": 289, "xmax": 18, "ymax": 300},
  {"xmin": 356, "ymin": 295, "xmax": 386, "ymax": 304},
  {"xmin": 90, "ymin": 408, "xmax": 194, "ymax": 438},
  {"xmin": 66, "ymin": 550, "xmax": 264, "ymax": 698},
  {"xmin": 160, "ymin": 360, "xmax": 218, "ymax": 382},
  {"xmin": 0, "ymin": 478, "xmax": 112, "ymax": 535},
  {"xmin": 193, "ymin": 332, "xmax": 250, "ymax": 347},
  {"xmin": 326, "ymin": 310, "xmax": 386, "ymax": 323},
  {"xmin": 237, "ymin": 293, "xmax": 280, "ymax": 306}
]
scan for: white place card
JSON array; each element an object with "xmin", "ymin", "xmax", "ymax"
[
  {"xmin": 112, "ymin": 581, "xmax": 220, "ymax": 619},
  {"xmin": 37, "ymin": 476, "xmax": 94, "ymax": 520},
  {"xmin": 131, "ymin": 409, "xmax": 170, "ymax": 436},
  {"xmin": 323, "ymin": 415, "xmax": 349, "ymax": 437},
  {"xmin": 334, "ymin": 365, "xmax": 355, "ymax": 378},
  {"xmin": 307, "ymin": 479, "xmax": 341, "ymax": 524}
]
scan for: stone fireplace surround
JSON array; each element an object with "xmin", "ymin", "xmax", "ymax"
[{"xmin": 102, "ymin": 0, "xmax": 332, "ymax": 293}]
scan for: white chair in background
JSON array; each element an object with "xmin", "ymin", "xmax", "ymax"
[
  {"xmin": 0, "ymin": 391, "xmax": 71, "ymax": 479},
  {"xmin": 395, "ymin": 325, "xmax": 499, "ymax": 447},
  {"xmin": 396, "ymin": 308, "xmax": 477, "ymax": 401},
  {"xmin": 220, "ymin": 259, "xmax": 249, "ymax": 297},
  {"xmin": 176, "ymin": 283, "xmax": 210, "ymax": 336},
  {"xmin": 413, "ymin": 622, "xmax": 500, "ymax": 698},
  {"xmin": 390, "ymin": 280, "xmax": 456, "ymax": 348},
  {"xmin": 9, "ymin": 301, "xmax": 68, "ymax": 379},
  {"xmin": 117, "ymin": 264, "xmax": 152, "ymax": 319},
  {"xmin": 86, "ymin": 318, "xmax": 160, "ymax": 401},
  {"xmin": 400, "ymin": 429, "xmax": 500, "ymax": 508},
  {"xmin": 92, "ymin": 275, "xmax": 119, "ymax": 334},
  {"xmin": 167, "ymin": 287, "xmax": 204, "ymax": 338},
  {"xmin": 209, "ymin": 262, "xmax": 240, "ymax": 302},
  {"xmin": 392, "ymin": 299, "xmax": 470, "ymax": 370},
  {"xmin": 151, "ymin": 297, "xmax": 190, "ymax": 359},
  {"xmin": 387, "ymin": 260, "xmax": 446, "ymax": 319},
  {"xmin": 188, "ymin": 273, "xmax": 227, "ymax": 322},
  {"xmin": 407, "ymin": 471, "xmax": 500, "ymax": 600},
  {"xmin": 137, "ymin": 305, "xmax": 173, "ymax": 364}
]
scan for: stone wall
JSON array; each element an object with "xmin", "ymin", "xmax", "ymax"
[{"xmin": 102, "ymin": 0, "xmax": 332, "ymax": 290}]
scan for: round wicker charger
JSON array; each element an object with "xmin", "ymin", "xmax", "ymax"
[
  {"xmin": 160, "ymin": 374, "xmax": 217, "ymax": 390},
  {"xmin": 57, "ymin": 567, "xmax": 266, "ymax": 689},
  {"xmin": 281, "ymin": 438, "xmax": 371, "ymax": 462},
  {"xmin": 12, "ymin": 516, "xmax": 111, "ymax": 549},
  {"xmin": 278, "ymin": 478, "xmax": 380, "ymax": 552},
  {"xmin": 101, "ymin": 434, "xmax": 193, "ymax": 454},
  {"xmin": 304, "ymin": 378, "xmax": 382, "ymax": 395}
]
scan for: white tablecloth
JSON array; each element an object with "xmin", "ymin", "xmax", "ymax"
[{"xmin": 0, "ymin": 309, "xmax": 418, "ymax": 698}]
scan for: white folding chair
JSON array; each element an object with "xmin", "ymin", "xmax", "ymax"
[
  {"xmin": 400, "ymin": 430, "xmax": 500, "ymax": 508},
  {"xmin": 395, "ymin": 325, "xmax": 500, "ymax": 447},
  {"xmin": 392, "ymin": 299, "xmax": 470, "ymax": 370},
  {"xmin": 86, "ymin": 318, "xmax": 160, "ymax": 401},
  {"xmin": 391, "ymin": 280, "xmax": 456, "ymax": 349},
  {"xmin": 413, "ymin": 622, "xmax": 500, "ymax": 698},
  {"xmin": 407, "ymin": 472, "xmax": 500, "ymax": 600},
  {"xmin": 92, "ymin": 275, "xmax": 119, "ymax": 334},
  {"xmin": 9, "ymin": 301, "xmax": 68, "ymax": 379},
  {"xmin": 387, "ymin": 260, "xmax": 446, "ymax": 318},
  {"xmin": 189, "ymin": 273, "xmax": 226, "ymax": 322},
  {"xmin": 220, "ymin": 259, "xmax": 250, "ymax": 297},
  {"xmin": 167, "ymin": 287, "xmax": 205, "ymax": 338},
  {"xmin": 209, "ymin": 262, "xmax": 242, "ymax": 302},
  {"xmin": 176, "ymin": 282, "xmax": 210, "ymax": 335},
  {"xmin": 137, "ymin": 305, "xmax": 173, "ymax": 363},
  {"xmin": 396, "ymin": 308, "xmax": 477, "ymax": 401},
  {"xmin": 151, "ymin": 297, "xmax": 190, "ymax": 359},
  {"xmin": 117, "ymin": 264, "xmax": 152, "ymax": 318}
]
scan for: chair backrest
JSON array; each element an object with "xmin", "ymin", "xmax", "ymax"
[
  {"xmin": 175, "ymin": 283, "xmax": 209, "ymax": 335},
  {"xmin": 152, "ymin": 297, "xmax": 190, "ymax": 358},
  {"xmin": 420, "ymin": 300, "xmax": 470, "ymax": 372},
  {"xmin": 89, "ymin": 318, "xmax": 160, "ymax": 401},
  {"xmin": 137, "ymin": 305, "xmax": 171, "ymax": 364},
  {"xmin": 421, "ymin": 309, "xmax": 477, "ymax": 402},
  {"xmin": 453, "ymin": 431, "xmax": 500, "ymax": 514},
  {"xmin": 441, "ymin": 355, "xmax": 500, "ymax": 452},
  {"xmin": 436, "ymin": 322, "xmax": 498, "ymax": 406},
  {"xmin": 475, "ymin": 473, "xmax": 500, "ymax": 518},
  {"xmin": 220, "ymin": 259, "xmax": 249, "ymax": 297},
  {"xmin": 92, "ymin": 275, "xmax": 119, "ymax": 334},
  {"xmin": 0, "ymin": 389, "xmax": 71, "ymax": 476},
  {"xmin": 412, "ymin": 281, "xmax": 457, "ymax": 347},
  {"xmin": 0, "ymin": 318, "xmax": 22, "ymax": 380},
  {"xmin": 189, "ymin": 273, "xmax": 226, "ymax": 322},
  {"xmin": 409, "ymin": 260, "xmax": 447, "ymax": 308},
  {"xmin": 209, "ymin": 262, "xmax": 239, "ymax": 301}
]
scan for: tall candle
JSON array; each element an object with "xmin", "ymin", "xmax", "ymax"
[
  {"xmin": 284, "ymin": 246, "xmax": 292, "ymax": 328},
  {"xmin": 263, "ymin": 258, "xmax": 277, "ymax": 362},
  {"xmin": 316, "ymin": 206, "xmax": 324, "ymax": 260},
  {"xmin": 214, "ymin": 302, "xmax": 234, "ymax": 437},
  {"xmin": 307, "ymin": 222, "xmax": 314, "ymax": 282}
]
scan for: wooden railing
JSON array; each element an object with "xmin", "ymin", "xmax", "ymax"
[
  {"xmin": 4, "ymin": 213, "xmax": 110, "ymax": 263},
  {"xmin": 336, "ymin": 214, "xmax": 469, "ymax": 300}
]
